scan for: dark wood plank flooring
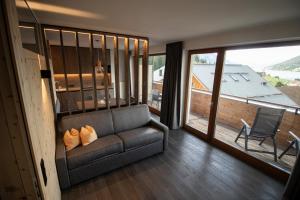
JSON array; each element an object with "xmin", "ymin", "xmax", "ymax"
[{"xmin": 62, "ymin": 129, "xmax": 285, "ymax": 200}]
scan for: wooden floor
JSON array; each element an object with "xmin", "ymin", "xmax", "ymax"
[
  {"xmin": 62, "ymin": 129, "xmax": 284, "ymax": 200},
  {"xmin": 187, "ymin": 113, "xmax": 297, "ymax": 172}
]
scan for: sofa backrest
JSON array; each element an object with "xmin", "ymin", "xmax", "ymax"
[
  {"xmin": 111, "ymin": 104, "xmax": 151, "ymax": 133},
  {"xmin": 59, "ymin": 110, "xmax": 114, "ymax": 137}
]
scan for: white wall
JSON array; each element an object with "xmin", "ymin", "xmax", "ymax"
[{"xmin": 149, "ymin": 18, "xmax": 300, "ymax": 126}]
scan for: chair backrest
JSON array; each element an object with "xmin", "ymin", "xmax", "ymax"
[
  {"xmin": 250, "ymin": 107, "xmax": 285, "ymax": 137},
  {"xmin": 152, "ymin": 90, "xmax": 160, "ymax": 101}
]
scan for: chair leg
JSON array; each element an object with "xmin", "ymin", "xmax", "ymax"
[
  {"xmin": 259, "ymin": 138, "xmax": 266, "ymax": 145},
  {"xmin": 235, "ymin": 126, "xmax": 244, "ymax": 142},
  {"xmin": 279, "ymin": 140, "xmax": 295, "ymax": 159},
  {"xmin": 245, "ymin": 134, "xmax": 248, "ymax": 151},
  {"xmin": 272, "ymin": 137, "xmax": 277, "ymax": 162},
  {"xmin": 295, "ymin": 140, "xmax": 299, "ymax": 155}
]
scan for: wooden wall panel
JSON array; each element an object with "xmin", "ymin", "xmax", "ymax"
[
  {"xmin": 50, "ymin": 45, "xmax": 111, "ymax": 74},
  {"xmin": 19, "ymin": 48, "xmax": 61, "ymax": 200},
  {"xmin": 0, "ymin": 2, "xmax": 39, "ymax": 198},
  {"xmin": 4, "ymin": 2, "xmax": 61, "ymax": 199}
]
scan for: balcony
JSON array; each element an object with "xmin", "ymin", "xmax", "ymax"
[{"xmin": 187, "ymin": 89, "xmax": 300, "ymax": 172}]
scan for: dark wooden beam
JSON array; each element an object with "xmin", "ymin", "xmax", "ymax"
[
  {"xmin": 142, "ymin": 40, "xmax": 149, "ymax": 104},
  {"xmin": 134, "ymin": 39, "xmax": 139, "ymax": 104}
]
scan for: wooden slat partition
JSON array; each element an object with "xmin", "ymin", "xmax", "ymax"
[
  {"xmin": 124, "ymin": 37, "xmax": 130, "ymax": 106},
  {"xmin": 41, "ymin": 25, "xmax": 149, "ymax": 114},
  {"xmin": 90, "ymin": 34, "xmax": 98, "ymax": 110},
  {"xmin": 75, "ymin": 32, "xmax": 85, "ymax": 112},
  {"xmin": 142, "ymin": 40, "xmax": 149, "ymax": 104},
  {"xmin": 134, "ymin": 39, "xmax": 139, "ymax": 104},
  {"xmin": 101, "ymin": 35, "xmax": 109, "ymax": 109},
  {"xmin": 114, "ymin": 36, "xmax": 120, "ymax": 107}
]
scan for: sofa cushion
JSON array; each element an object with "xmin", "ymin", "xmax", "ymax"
[
  {"xmin": 66, "ymin": 135, "xmax": 123, "ymax": 169},
  {"xmin": 60, "ymin": 110, "xmax": 114, "ymax": 137},
  {"xmin": 117, "ymin": 126, "xmax": 163, "ymax": 150},
  {"xmin": 112, "ymin": 104, "xmax": 151, "ymax": 133}
]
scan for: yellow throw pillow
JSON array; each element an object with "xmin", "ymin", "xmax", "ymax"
[
  {"xmin": 63, "ymin": 128, "xmax": 80, "ymax": 151},
  {"xmin": 85, "ymin": 125, "xmax": 97, "ymax": 137},
  {"xmin": 80, "ymin": 126, "xmax": 97, "ymax": 146}
]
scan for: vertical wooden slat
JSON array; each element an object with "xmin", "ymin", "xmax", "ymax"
[
  {"xmin": 90, "ymin": 34, "xmax": 98, "ymax": 110},
  {"xmin": 134, "ymin": 39, "xmax": 139, "ymax": 104},
  {"xmin": 75, "ymin": 32, "xmax": 85, "ymax": 112},
  {"xmin": 33, "ymin": 24, "xmax": 41, "ymax": 55},
  {"xmin": 59, "ymin": 30, "xmax": 71, "ymax": 113},
  {"xmin": 114, "ymin": 36, "xmax": 120, "ymax": 107},
  {"xmin": 124, "ymin": 37, "xmax": 130, "ymax": 106},
  {"xmin": 101, "ymin": 35, "xmax": 109, "ymax": 109},
  {"xmin": 142, "ymin": 40, "xmax": 149, "ymax": 104}
]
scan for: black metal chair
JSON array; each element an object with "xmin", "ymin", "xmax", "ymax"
[
  {"xmin": 235, "ymin": 107, "xmax": 285, "ymax": 162},
  {"xmin": 152, "ymin": 89, "xmax": 162, "ymax": 108}
]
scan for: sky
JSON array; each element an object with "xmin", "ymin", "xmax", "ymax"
[{"xmin": 225, "ymin": 45, "xmax": 300, "ymax": 72}]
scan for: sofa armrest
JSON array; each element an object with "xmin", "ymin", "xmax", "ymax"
[
  {"xmin": 55, "ymin": 137, "xmax": 71, "ymax": 189},
  {"xmin": 150, "ymin": 118, "xmax": 169, "ymax": 150}
]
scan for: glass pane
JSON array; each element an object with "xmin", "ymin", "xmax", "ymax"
[
  {"xmin": 45, "ymin": 29, "xmax": 69, "ymax": 112},
  {"xmin": 214, "ymin": 45, "xmax": 300, "ymax": 172},
  {"xmin": 186, "ymin": 53, "xmax": 218, "ymax": 134},
  {"xmin": 147, "ymin": 54, "xmax": 166, "ymax": 111},
  {"xmin": 118, "ymin": 37, "xmax": 127, "ymax": 105},
  {"xmin": 139, "ymin": 56, "xmax": 143, "ymax": 103},
  {"xmin": 106, "ymin": 36, "xmax": 116, "ymax": 107},
  {"xmin": 129, "ymin": 39, "xmax": 136, "ymax": 103},
  {"xmin": 93, "ymin": 34, "xmax": 106, "ymax": 109},
  {"xmin": 139, "ymin": 40, "xmax": 144, "ymax": 103},
  {"xmin": 78, "ymin": 33, "xmax": 95, "ymax": 110},
  {"xmin": 62, "ymin": 31, "xmax": 81, "ymax": 112}
]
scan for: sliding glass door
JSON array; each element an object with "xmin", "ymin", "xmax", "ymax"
[
  {"xmin": 185, "ymin": 50, "xmax": 219, "ymax": 136},
  {"xmin": 214, "ymin": 45, "xmax": 300, "ymax": 172},
  {"xmin": 184, "ymin": 42, "xmax": 300, "ymax": 176}
]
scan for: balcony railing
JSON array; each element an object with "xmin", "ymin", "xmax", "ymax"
[{"xmin": 191, "ymin": 88, "xmax": 300, "ymax": 115}]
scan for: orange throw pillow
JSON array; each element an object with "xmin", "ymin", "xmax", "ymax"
[
  {"xmin": 63, "ymin": 128, "xmax": 80, "ymax": 151},
  {"xmin": 80, "ymin": 126, "xmax": 97, "ymax": 146}
]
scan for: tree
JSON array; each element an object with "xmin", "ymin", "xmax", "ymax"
[
  {"xmin": 194, "ymin": 55, "xmax": 200, "ymax": 64},
  {"xmin": 275, "ymin": 81, "xmax": 284, "ymax": 87},
  {"xmin": 153, "ymin": 55, "xmax": 165, "ymax": 71}
]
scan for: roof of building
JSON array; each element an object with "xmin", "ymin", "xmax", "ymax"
[{"xmin": 192, "ymin": 64, "xmax": 298, "ymax": 107}]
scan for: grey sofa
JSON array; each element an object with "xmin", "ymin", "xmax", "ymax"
[{"xmin": 56, "ymin": 104, "xmax": 168, "ymax": 189}]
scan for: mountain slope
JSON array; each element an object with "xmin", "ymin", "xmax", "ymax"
[{"xmin": 268, "ymin": 55, "xmax": 300, "ymax": 72}]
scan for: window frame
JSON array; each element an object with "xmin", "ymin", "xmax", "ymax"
[{"xmin": 183, "ymin": 40, "xmax": 300, "ymax": 182}]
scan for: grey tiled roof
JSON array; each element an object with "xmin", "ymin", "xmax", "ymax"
[{"xmin": 192, "ymin": 64, "xmax": 298, "ymax": 107}]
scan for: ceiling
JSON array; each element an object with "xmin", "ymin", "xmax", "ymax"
[{"xmin": 20, "ymin": 0, "xmax": 300, "ymax": 45}]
